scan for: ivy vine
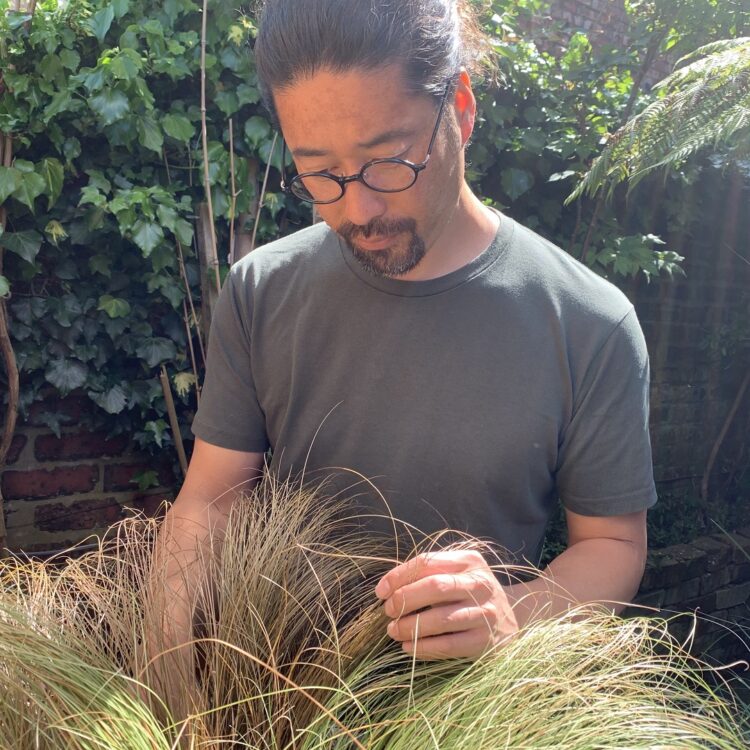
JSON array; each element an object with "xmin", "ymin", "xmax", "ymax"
[{"xmin": 0, "ymin": 0, "xmax": 747, "ymax": 478}]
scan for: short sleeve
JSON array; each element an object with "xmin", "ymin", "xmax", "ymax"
[
  {"xmin": 191, "ymin": 269, "xmax": 270, "ymax": 453},
  {"xmin": 556, "ymin": 307, "xmax": 657, "ymax": 516}
]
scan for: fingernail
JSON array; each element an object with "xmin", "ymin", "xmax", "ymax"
[{"xmin": 375, "ymin": 579, "xmax": 391, "ymax": 599}]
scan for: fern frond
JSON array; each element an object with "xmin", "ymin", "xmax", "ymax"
[{"xmin": 569, "ymin": 38, "xmax": 750, "ymax": 202}]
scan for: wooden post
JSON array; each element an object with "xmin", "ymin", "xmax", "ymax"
[
  {"xmin": 160, "ymin": 366, "xmax": 189, "ymax": 477},
  {"xmin": 232, "ymin": 158, "xmax": 259, "ymax": 264},
  {"xmin": 0, "ymin": 0, "xmax": 35, "ymax": 557},
  {"xmin": 195, "ymin": 202, "xmax": 221, "ymax": 346}
]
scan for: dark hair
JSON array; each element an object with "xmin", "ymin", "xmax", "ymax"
[{"xmin": 253, "ymin": 0, "xmax": 487, "ymax": 123}]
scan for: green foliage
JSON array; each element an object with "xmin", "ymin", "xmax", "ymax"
[
  {"xmin": 469, "ymin": 0, "xmax": 750, "ymax": 280},
  {"xmin": 469, "ymin": 0, "xmax": 685, "ymax": 280},
  {"xmin": 1, "ymin": 0, "xmax": 746, "ymax": 467},
  {"xmin": 570, "ymin": 37, "xmax": 750, "ymax": 201},
  {"xmin": 0, "ymin": 0, "xmax": 305, "ymax": 454}
]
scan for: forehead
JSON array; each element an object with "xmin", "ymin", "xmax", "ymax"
[{"xmin": 274, "ymin": 65, "xmax": 435, "ymax": 153}]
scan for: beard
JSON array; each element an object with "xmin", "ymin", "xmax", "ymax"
[{"xmin": 337, "ymin": 217, "xmax": 426, "ymax": 277}]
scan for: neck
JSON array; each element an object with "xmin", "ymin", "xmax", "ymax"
[{"xmin": 394, "ymin": 183, "xmax": 500, "ymax": 281}]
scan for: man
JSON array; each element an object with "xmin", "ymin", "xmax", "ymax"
[{"xmin": 161, "ymin": 0, "xmax": 656, "ymax": 661}]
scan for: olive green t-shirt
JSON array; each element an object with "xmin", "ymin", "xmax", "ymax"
[{"xmin": 192, "ymin": 215, "xmax": 657, "ymax": 564}]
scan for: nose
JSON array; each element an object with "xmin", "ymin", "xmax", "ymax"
[{"xmin": 340, "ymin": 179, "xmax": 387, "ymax": 228}]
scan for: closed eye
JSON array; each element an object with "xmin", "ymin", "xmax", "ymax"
[{"xmin": 298, "ymin": 147, "xmax": 413, "ymax": 177}]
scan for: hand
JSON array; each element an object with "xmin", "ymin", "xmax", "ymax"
[{"xmin": 375, "ymin": 549, "xmax": 519, "ymax": 660}]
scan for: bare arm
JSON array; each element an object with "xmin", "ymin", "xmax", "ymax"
[
  {"xmin": 505, "ymin": 509, "xmax": 648, "ymax": 626},
  {"xmin": 146, "ymin": 438, "xmax": 265, "ymax": 691},
  {"xmin": 377, "ymin": 509, "xmax": 647, "ymax": 659}
]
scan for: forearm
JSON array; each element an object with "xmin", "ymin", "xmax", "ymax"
[
  {"xmin": 505, "ymin": 537, "xmax": 646, "ymax": 628},
  {"xmin": 148, "ymin": 496, "xmax": 233, "ymax": 646}
]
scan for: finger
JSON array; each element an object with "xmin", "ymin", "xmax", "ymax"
[
  {"xmin": 402, "ymin": 627, "xmax": 492, "ymax": 661},
  {"xmin": 387, "ymin": 602, "xmax": 490, "ymax": 642},
  {"xmin": 383, "ymin": 570, "xmax": 495, "ymax": 619},
  {"xmin": 375, "ymin": 549, "xmax": 488, "ymax": 600}
]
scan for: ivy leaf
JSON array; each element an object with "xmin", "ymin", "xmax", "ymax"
[
  {"xmin": 98, "ymin": 294, "xmax": 131, "ymax": 318},
  {"xmin": 7, "ymin": 11, "xmax": 32, "ymax": 30},
  {"xmin": 90, "ymin": 88, "xmax": 130, "ymax": 125},
  {"xmin": 136, "ymin": 337, "xmax": 177, "ymax": 368},
  {"xmin": 38, "ymin": 157, "xmax": 65, "ymax": 209},
  {"xmin": 137, "ymin": 116, "xmax": 164, "ymax": 153},
  {"xmin": 162, "ymin": 113, "xmax": 194, "ymax": 142},
  {"xmin": 0, "ymin": 275, "xmax": 9, "ymax": 299},
  {"xmin": 63, "ymin": 137, "xmax": 82, "ymax": 161},
  {"xmin": 215, "ymin": 90, "xmax": 239, "ymax": 116},
  {"xmin": 59, "ymin": 48, "xmax": 80, "ymax": 71},
  {"xmin": 236, "ymin": 84, "xmax": 260, "ymax": 106},
  {"xmin": 79, "ymin": 185, "xmax": 107, "ymax": 208},
  {"xmin": 156, "ymin": 204, "xmax": 177, "ymax": 231},
  {"xmin": 37, "ymin": 411, "xmax": 63, "ymax": 438},
  {"xmin": 110, "ymin": 49, "xmax": 142, "ymax": 80},
  {"xmin": 1, "ymin": 230, "xmax": 43, "ymax": 264},
  {"xmin": 14, "ymin": 171, "xmax": 47, "ymax": 212},
  {"xmin": 89, "ymin": 384, "xmax": 128, "ymax": 414},
  {"xmin": 45, "ymin": 359, "xmax": 89, "ymax": 395},
  {"xmin": 112, "ymin": 0, "xmax": 130, "ymax": 18},
  {"xmin": 13, "ymin": 160, "xmax": 35, "ymax": 174},
  {"xmin": 89, "ymin": 254, "xmax": 112, "ymax": 277},
  {"xmin": 501, "ymin": 168, "xmax": 535, "ymax": 201},
  {"xmin": 244, "ymin": 116, "xmax": 271, "ymax": 148},
  {"xmin": 160, "ymin": 282, "xmax": 185, "ymax": 309},
  {"xmin": 39, "ymin": 54, "xmax": 63, "ymax": 82},
  {"xmin": 144, "ymin": 420, "xmax": 168, "ymax": 448},
  {"xmin": 133, "ymin": 469, "xmax": 159, "ymax": 490},
  {"xmin": 0, "ymin": 167, "xmax": 20, "ymax": 204},
  {"xmin": 44, "ymin": 90, "xmax": 73, "ymax": 123},
  {"xmin": 132, "ymin": 219, "xmax": 164, "ymax": 256},
  {"xmin": 88, "ymin": 5, "xmax": 115, "ymax": 43},
  {"xmin": 173, "ymin": 217, "xmax": 194, "ymax": 246}
]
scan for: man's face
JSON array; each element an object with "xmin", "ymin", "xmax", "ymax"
[{"xmin": 274, "ymin": 65, "xmax": 465, "ymax": 278}]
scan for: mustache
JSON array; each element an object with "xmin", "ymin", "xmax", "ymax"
[{"xmin": 338, "ymin": 217, "xmax": 417, "ymax": 242}]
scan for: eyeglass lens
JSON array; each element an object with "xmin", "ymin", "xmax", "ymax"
[{"xmin": 291, "ymin": 160, "xmax": 419, "ymax": 203}]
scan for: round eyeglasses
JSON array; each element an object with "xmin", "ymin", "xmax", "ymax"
[{"xmin": 280, "ymin": 88, "xmax": 450, "ymax": 205}]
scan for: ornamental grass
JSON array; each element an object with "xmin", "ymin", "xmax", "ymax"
[{"xmin": 0, "ymin": 477, "xmax": 747, "ymax": 748}]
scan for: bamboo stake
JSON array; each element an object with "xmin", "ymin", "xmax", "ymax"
[
  {"xmin": 176, "ymin": 239, "xmax": 206, "ymax": 367},
  {"xmin": 182, "ymin": 298, "xmax": 200, "ymax": 405},
  {"xmin": 160, "ymin": 366, "xmax": 188, "ymax": 477},
  {"xmin": 199, "ymin": 0, "xmax": 220, "ymax": 296},
  {"xmin": 161, "ymin": 149, "xmax": 206, "ymax": 402},
  {"xmin": 228, "ymin": 118, "xmax": 238, "ymax": 266},
  {"xmin": 250, "ymin": 133, "xmax": 278, "ymax": 252}
]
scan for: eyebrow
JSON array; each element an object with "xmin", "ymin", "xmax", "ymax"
[{"xmin": 291, "ymin": 127, "xmax": 417, "ymax": 159}]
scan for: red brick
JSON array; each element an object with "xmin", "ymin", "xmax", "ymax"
[
  {"xmin": 25, "ymin": 394, "xmax": 89, "ymax": 428},
  {"xmin": 34, "ymin": 431, "xmax": 129, "ymax": 462},
  {"xmin": 34, "ymin": 497, "xmax": 125, "ymax": 532},
  {"xmin": 131, "ymin": 493, "xmax": 171, "ymax": 518},
  {"xmin": 103, "ymin": 462, "xmax": 175, "ymax": 492},
  {"xmin": 4, "ymin": 434, "xmax": 27, "ymax": 465},
  {"xmin": 1, "ymin": 466, "xmax": 99, "ymax": 501}
]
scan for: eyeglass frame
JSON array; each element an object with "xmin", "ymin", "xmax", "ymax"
[{"xmin": 279, "ymin": 86, "xmax": 451, "ymax": 205}]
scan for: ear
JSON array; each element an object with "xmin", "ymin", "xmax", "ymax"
[{"xmin": 452, "ymin": 69, "xmax": 476, "ymax": 146}]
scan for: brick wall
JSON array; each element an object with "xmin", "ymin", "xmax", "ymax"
[
  {"xmin": 533, "ymin": 0, "xmax": 673, "ymax": 81},
  {"xmin": 625, "ymin": 172, "xmax": 750, "ymax": 505},
  {"xmin": 1, "ymin": 393, "xmax": 175, "ymax": 553},
  {"xmin": 629, "ymin": 529, "xmax": 750, "ymax": 665},
  {"xmin": 547, "ymin": 0, "xmax": 632, "ymax": 41}
]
